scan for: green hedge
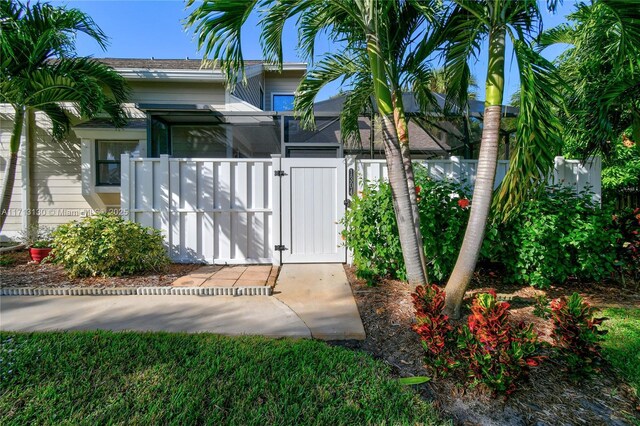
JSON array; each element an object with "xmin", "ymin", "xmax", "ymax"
[{"xmin": 51, "ymin": 213, "xmax": 170, "ymax": 277}]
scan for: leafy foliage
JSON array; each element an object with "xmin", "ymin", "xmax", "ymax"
[
  {"xmin": 458, "ymin": 291, "xmax": 542, "ymax": 394},
  {"xmin": 342, "ymin": 169, "xmax": 471, "ymax": 284},
  {"xmin": 545, "ymin": 0, "xmax": 640, "ymax": 158},
  {"xmin": 600, "ymin": 130, "xmax": 640, "ymax": 196},
  {"xmin": 50, "ymin": 213, "xmax": 169, "ymax": 278},
  {"xmin": 611, "ymin": 207, "xmax": 640, "ymax": 283},
  {"xmin": 411, "ymin": 284, "xmax": 456, "ymax": 373},
  {"xmin": 550, "ymin": 293, "xmax": 608, "ymax": 377},
  {"xmin": 483, "ymin": 186, "xmax": 620, "ymax": 288},
  {"xmin": 411, "ymin": 288, "xmax": 542, "ymax": 395}
]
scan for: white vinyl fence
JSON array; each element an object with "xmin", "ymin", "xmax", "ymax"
[
  {"xmin": 121, "ymin": 155, "xmax": 273, "ymax": 264},
  {"xmin": 122, "ymin": 155, "xmax": 601, "ymax": 265},
  {"xmin": 353, "ymin": 156, "xmax": 601, "ymax": 203}
]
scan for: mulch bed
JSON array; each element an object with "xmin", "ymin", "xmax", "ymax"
[
  {"xmin": 339, "ymin": 264, "xmax": 640, "ymax": 426},
  {"xmin": 0, "ymin": 250, "xmax": 201, "ymax": 288}
]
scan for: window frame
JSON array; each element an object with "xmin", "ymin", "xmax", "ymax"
[
  {"xmin": 271, "ymin": 93, "xmax": 295, "ymax": 112},
  {"xmin": 95, "ymin": 140, "xmax": 140, "ymax": 186}
]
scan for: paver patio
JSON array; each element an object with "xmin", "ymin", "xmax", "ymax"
[{"xmin": 171, "ymin": 265, "xmax": 279, "ymax": 288}]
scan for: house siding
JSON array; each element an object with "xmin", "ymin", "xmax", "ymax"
[
  {"xmin": 30, "ymin": 112, "xmax": 93, "ymax": 228},
  {"xmin": 233, "ymin": 74, "xmax": 263, "ymax": 109},
  {"xmin": 264, "ymin": 71, "xmax": 301, "ymax": 111},
  {"xmin": 128, "ymin": 81, "xmax": 226, "ymax": 108},
  {"xmin": 0, "ymin": 106, "xmax": 24, "ymax": 237}
]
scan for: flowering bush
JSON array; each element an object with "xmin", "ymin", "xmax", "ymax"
[
  {"xmin": 411, "ymin": 288, "xmax": 542, "ymax": 395},
  {"xmin": 483, "ymin": 186, "xmax": 620, "ymax": 288},
  {"xmin": 342, "ymin": 167, "xmax": 471, "ymax": 284},
  {"xmin": 550, "ymin": 293, "xmax": 607, "ymax": 376}
]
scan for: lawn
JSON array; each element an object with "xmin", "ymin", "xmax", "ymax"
[
  {"xmin": 600, "ymin": 308, "xmax": 640, "ymax": 398},
  {"xmin": 0, "ymin": 331, "xmax": 446, "ymax": 425}
]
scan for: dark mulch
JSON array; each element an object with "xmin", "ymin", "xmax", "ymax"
[
  {"xmin": 339, "ymin": 265, "xmax": 640, "ymax": 426},
  {"xmin": 0, "ymin": 250, "xmax": 201, "ymax": 288}
]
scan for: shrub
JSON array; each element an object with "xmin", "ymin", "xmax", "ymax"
[
  {"xmin": 51, "ymin": 213, "xmax": 170, "ymax": 277},
  {"xmin": 611, "ymin": 207, "xmax": 640, "ymax": 283},
  {"xmin": 411, "ymin": 284, "xmax": 456, "ymax": 373},
  {"xmin": 550, "ymin": 293, "xmax": 607, "ymax": 376},
  {"xmin": 458, "ymin": 291, "xmax": 542, "ymax": 394},
  {"xmin": 411, "ymin": 289, "xmax": 541, "ymax": 395},
  {"xmin": 484, "ymin": 186, "xmax": 620, "ymax": 288},
  {"xmin": 342, "ymin": 167, "xmax": 470, "ymax": 284}
]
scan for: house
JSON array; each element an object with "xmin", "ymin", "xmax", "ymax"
[
  {"xmin": 0, "ymin": 58, "xmax": 307, "ymax": 242},
  {"xmin": 1, "ymin": 58, "xmax": 597, "ymax": 266}
]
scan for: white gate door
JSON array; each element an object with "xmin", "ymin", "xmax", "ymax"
[{"xmin": 279, "ymin": 158, "xmax": 346, "ymax": 263}]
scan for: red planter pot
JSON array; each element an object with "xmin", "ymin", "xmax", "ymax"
[{"xmin": 29, "ymin": 247, "xmax": 52, "ymax": 263}]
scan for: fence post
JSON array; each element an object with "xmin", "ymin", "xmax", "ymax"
[
  {"xmin": 271, "ymin": 154, "xmax": 282, "ymax": 266},
  {"xmin": 159, "ymin": 154, "xmax": 171, "ymax": 249},
  {"xmin": 450, "ymin": 156, "xmax": 462, "ymax": 183},
  {"xmin": 120, "ymin": 153, "xmax": 132, "ymax": 221}
]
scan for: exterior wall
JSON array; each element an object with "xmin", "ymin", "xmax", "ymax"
[
  {"xmin": 232, "ymin": 74, "xmax": 263, "ymax": 109},
  {"xmin": 0, "ymin": 106, "xmax": 25, "ymax": 239},
  {"xmin": 128, "ymin": 81, "xmax": 226, "ymax": 108},
  {"xmin": 264, "ymin": 71, "xmax": 302, "ymax": 111},
  {"xmin": 29, "ymin": 112, "xmax": 93, "ymax": 229}
]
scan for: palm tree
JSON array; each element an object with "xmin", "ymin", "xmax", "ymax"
[
  {"xmin": 0, "ymin": 0, "xmax": 129, "ymax": 232},
  {"xmin": 186, "ymin": 0, "xmax": 441, "ymax": 287},
  {"xmin": 438, "ymin": 0, "xmax": 563, "ymax": 317},
  {"xmin": 541, "ymin": 0, "xmax": 640, "ymax": 157}
]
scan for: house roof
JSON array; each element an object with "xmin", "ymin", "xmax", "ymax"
[
  {"xmin": 314, "ymin": 92, "xmax": 519, "ymax": 118},
  {"xmin": 95, "ymin": 58, "xmax": 265, "ymax": 70},
  {"xmin": 74, "ymin": 118, "xmax": 147, "ymax": 129}
]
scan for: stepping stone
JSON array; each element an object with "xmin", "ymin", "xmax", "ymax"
[
  {"xmin": 172, "ymin": 276, "xmax": 207, "ymax": 287},
  {"xmin": 239, "ymin": 271, "xmax": 269, "ymax": 281},
  {"xmin": 190, "ymin": 265, "xmax": 223, "ymax": 278},
  {"xmin": 201, "ymin": 278, "xmax": 237, "ymax": 288},
  {"xmin": 235, "ymin": 279, "xmax": 267, "ymax": 287}
]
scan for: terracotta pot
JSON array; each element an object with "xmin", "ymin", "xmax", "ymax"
[{"xmin": 29, "ymin": 247, "xmax": 52, "ymax": 263}]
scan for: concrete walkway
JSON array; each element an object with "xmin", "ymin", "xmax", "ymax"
[
  {"xmin": 0, "ymin": 264, "xmax": 365, "ymax": 340},
  {"xmin": 274, "ymin": 264, "xmax": 366, "ymax": 340}
]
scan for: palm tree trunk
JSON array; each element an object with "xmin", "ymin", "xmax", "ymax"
[
  {"xmin": 0, "ymin": 107, "xmax": 25, "ymax": 233},
  {"xmin": 393, "ymin": 91, "xmax": 429, "ymax": 283},
  {"xmin": 380, "ymin": 113, "xmax": 427, "ymax": 287},
  {"xmin": 444, "ymin": 28, "xmax": 505, "ymax": 318},
  {"xmin": 367, "ymin": 34, "xmax": 427, "ymax": 288}
]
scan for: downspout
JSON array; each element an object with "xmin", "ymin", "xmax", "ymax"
[{"xmin": 20, "ymin": 109, "xmax": 32, "ymax": 233}]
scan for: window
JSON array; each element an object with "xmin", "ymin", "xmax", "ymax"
[
  {"xmin": 96, "ymin": 140, "xmax": 139, "ymax": 186},
  {"xmin": 272, "ymin": 94, "xmax": 295, "ymax": 112}
]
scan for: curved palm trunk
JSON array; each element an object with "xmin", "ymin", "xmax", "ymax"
[
  {"xmin": 444, "ymin": 28, "xmax": 505, "ymax": 318},
  {"xmin": 380, "ymin": 114, "xmax": 427, "ymax": 287},
  {"xmin": 393, "ymin": 92, "xmax": 429, "ymax": 282},
  {"xmin": 0, "ymin": 107, "xmax": 25, "ymax": 233},
  {"xmin": 367, "ymin": 35, "xmax": 427, "ymax": 288}
]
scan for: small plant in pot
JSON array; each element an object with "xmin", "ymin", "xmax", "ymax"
[
  {"xmin": 20, "ymin": 225, "xmax": 53, "ymax": 263},
  {"xmin": 30, "ymin": 239, "xmax": 53, "ymax": 263}
]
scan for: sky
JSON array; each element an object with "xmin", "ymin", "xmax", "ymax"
[{"xmin": 51, "ymin": 0, "xmax": 578, "ymax": 103}]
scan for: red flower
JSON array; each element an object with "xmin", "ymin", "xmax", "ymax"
[
  {"xmin": 457, "ymin": 198, "xmax": 470, "ymax": 209},
  {"xmin": 415, "ymin": 185, "xmax": 422, "ymax": 195}
]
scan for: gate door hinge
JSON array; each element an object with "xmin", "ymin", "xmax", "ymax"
[
  {"xmin": 274, "ymin": 170, "xmax": 287, "ymax": 177},
  {"xmin": 274, "ymin": 244, "xmax": 288, "ymax": 251}
]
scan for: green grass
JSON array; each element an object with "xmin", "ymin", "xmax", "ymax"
[
  {"xmin": 600, "ymin": 308, "xmax": 640, "ymax": 397},
  {"xmin": 0, "ymin": 332, "xmax": 446, "ymax": 425}
]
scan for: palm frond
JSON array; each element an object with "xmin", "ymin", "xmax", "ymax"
[
  {"xmin": 294, "ymin": 52, "xmax": 361, "ymax": 128},
  {"xmin": 186, "ymin": 0, "xmax": 259, "ymax": 88},
  {"xmin": 494, "ymin": 39, "xmax": 564, "ymax": 218}
]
